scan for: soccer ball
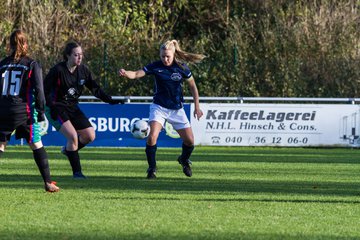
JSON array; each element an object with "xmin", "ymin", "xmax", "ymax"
[{"xmin": 131, "ymin": 120, "xmax": 150, "ymax": 139}]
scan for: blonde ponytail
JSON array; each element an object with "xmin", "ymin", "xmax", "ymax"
[{"xmin": 161, "ymin": 40, "xmax": 205, "ymax": 64}]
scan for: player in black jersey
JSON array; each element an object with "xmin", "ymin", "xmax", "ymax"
[
  {"xmin": 44, "ymin": 41, "xmax": 122, "ymax": 179},
  {"xmin": 0, "ymin": 30, "xmax": 59, "ymax": 192}
]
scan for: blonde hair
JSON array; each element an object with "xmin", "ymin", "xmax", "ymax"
[
  {"xmin": 160, "ymin": 40, "xmax": 205, "ymax": 64},
  {"xmin": 9, "ymin": 30, "xmax": 28, "ymax": 61}
]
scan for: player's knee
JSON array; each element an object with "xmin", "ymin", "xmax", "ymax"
[
  {"xmin": 182, "ymin": 135, "xmax": 194, "ymax": 146},
  {"xmin": 0, "ymin": 142, "xmax": 6, "ymax": 152},
  {"xmin": 28, "ymin": 141, "xmax": 43, "ymax": 150},
  {"xmin": 146, "ymin": 134, "xmax": 158, "ymax": 146},
  {"xmin": 68, "ymin": 135, "xmax": 78, "ymax": 145},
  {"xmin": 82, "ymin": 132, "xmax": 96, "ymax": 144},
  {"xmin": 87, "ymin": 134, "xmax": 96, "ymax": 143},
  {"xmin": 183, "ymin": 139, "xmax": 194, "ymax": 146}
]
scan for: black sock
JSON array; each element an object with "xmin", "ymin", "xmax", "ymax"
[
  {"xmin": 66, "ymin": 150, "xmax": 82, "ymax": 173},
  {"xmin": 180, "ymin": 143, "xmax": 194, "ymax": 161},
  {"xmin": 77, "ymin": 140, "xmax": 86, "ymax": 151},
  {"xmin": 33, "ymin": 147, "xmax": 51, "ymax": 183},
  {"xmin": 145, "ymin": 144, "xmax": 157, "ymax": 169},
  {"xmin": 77, "ymin": 135, "xmax": 86, "ymax": 151}
]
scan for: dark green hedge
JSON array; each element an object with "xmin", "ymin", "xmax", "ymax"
[{"xmin": 1, "ymin": 0, "xmax": 359, "ymax": 97}]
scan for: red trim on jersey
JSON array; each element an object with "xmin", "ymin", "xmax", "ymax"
[{"xmin": 26, "ymin": 70, "xmax": 33, "ymax": 142}]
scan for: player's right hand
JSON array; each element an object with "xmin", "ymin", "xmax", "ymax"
[{"xmin": 118, "ymin": 69, "xmax": 126, "ymax": 77}]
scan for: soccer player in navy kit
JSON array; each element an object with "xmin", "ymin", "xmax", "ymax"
[
  {"xmin": 44, "ymin": 41, "xmax": 122, "ymax": 179},
  {"xmin": 0, "ymin": 30, "xmax": 59, "ymax": 192},
  {"xmin": 119, "ymin": 40, "xmax": 204, "ymax": 179}
]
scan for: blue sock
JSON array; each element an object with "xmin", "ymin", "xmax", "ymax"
[{"xmin": 145, "ymin": 144, "xmax": 157, "ymax": 169}]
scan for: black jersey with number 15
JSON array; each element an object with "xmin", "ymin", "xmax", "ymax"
[{"xmin": 0, "ymin": 56, "xmax": 45, "ymax": 118}]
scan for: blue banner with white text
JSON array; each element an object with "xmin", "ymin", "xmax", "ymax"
[{"xmin": 9, "ymin": 103, "xmax": 189, "ymax": 147}]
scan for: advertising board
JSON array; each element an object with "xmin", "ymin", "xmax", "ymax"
[
  {"xmin": 9, "ymin": 103, "xmax": 186, "ymax": 147},
  {"xmin": 191, "ymin": 103, "xmax": 360, "ymax": 147}
]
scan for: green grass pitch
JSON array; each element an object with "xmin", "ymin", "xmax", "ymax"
[{"xmin": 0, "ymin": 146, "xmax": 359, "ymax": 240}]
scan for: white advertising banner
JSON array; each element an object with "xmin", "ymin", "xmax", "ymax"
[{"xmin": 191, "ymin": 103, "xmax": 360, "ymax": 147}]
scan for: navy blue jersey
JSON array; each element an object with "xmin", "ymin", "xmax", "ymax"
[
  {"xmin": 0, "ymin": 56, "xmax": 45, "ymax": 122},
  {"xmin": 143, "ymin": 61, "xmax": 192, "ymax": 110},
  {"xmin": 44, "ymin": 62, "xmax": 112, "ymax": 108}
]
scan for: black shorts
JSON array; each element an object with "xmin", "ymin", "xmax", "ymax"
[
  {"xmin": 45, "ymin": 104, "xmax": 92, "ymax": 131},
  {"xmin": 0, "ymin": 113, "xmax": 42, "ymax": 143}
]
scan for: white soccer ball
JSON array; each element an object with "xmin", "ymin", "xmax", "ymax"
[{"xmin": 131, "ymin": 120, "xmax": 150, "ymax": 139}]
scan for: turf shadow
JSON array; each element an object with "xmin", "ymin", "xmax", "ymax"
[{"xmin": 0, "ymin": 174, "xmax": 359, "ymax": 198}]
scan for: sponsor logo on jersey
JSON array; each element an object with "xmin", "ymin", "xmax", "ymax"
[
  {"xmin": 68, "ymin": 88, "xmax": 77, "ymax": 96},
  {"xmin": 170, "ymin": 73, "xmax": 182, "ymax": 81},
  {"xmin": 79, "ymin": 79, "xmax": 85, "ymax": 85}
]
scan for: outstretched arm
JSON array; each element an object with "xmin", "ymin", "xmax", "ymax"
[
  {"xmin": 85, "ymin": 69, "xmax": 123, "ymax": 104},
  {"xmin": 186, "ymin": 76, "xmax": 203, "ymax": 120},
  {"xmin": 118, "ymin": 69, "xmax": 146, "ymax": 79}
]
